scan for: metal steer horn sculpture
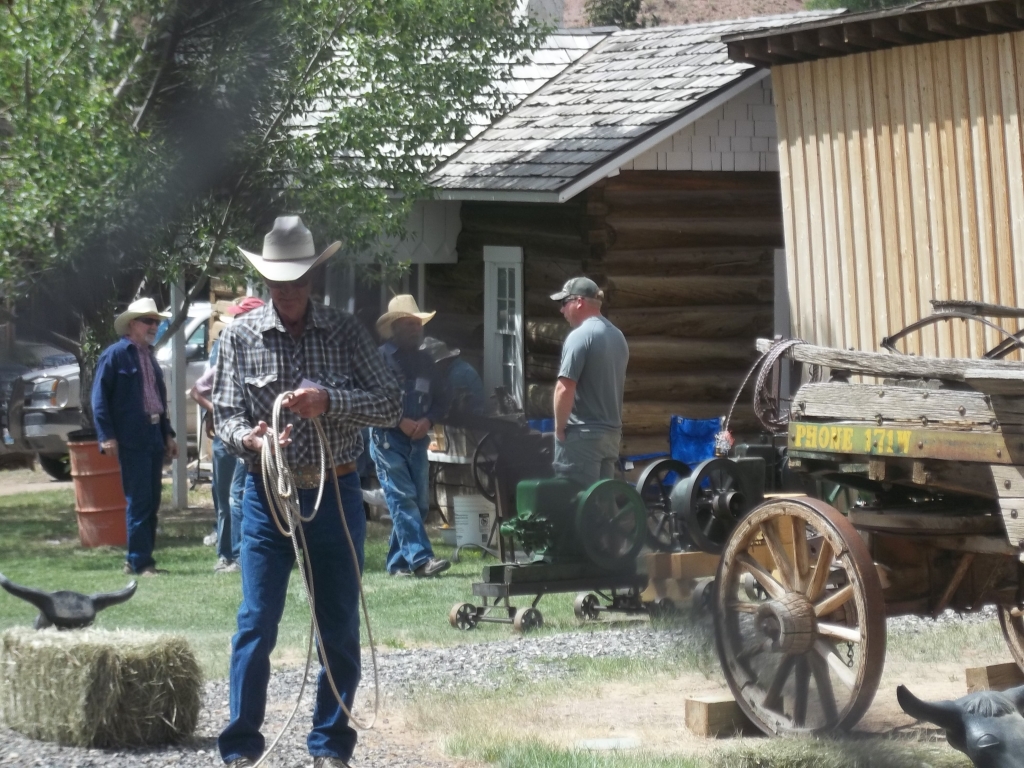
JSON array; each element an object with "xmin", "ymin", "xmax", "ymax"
[
  {"xmin": 0, "ymin": 572, "xmax": 137, "ymax": 630},
  {"xmin": 898, "ymin": 683, "xmax": 1024, "ymax": 768}
]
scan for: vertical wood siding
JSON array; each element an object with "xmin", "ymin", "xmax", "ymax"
[{"xmin": 774, "ymin": 33, "xmax": 1024, "ymax": 360}]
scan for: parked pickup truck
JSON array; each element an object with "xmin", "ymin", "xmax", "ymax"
[{"xmin": 6, "ymin": 304, "xmax": 212, "ymax": 480}]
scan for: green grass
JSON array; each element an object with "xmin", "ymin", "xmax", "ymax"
[
  {"xmin": 0, "ymin": 486, "xmax": 645, "ymax": 678},
  {"xmin": 443, "ymin": 732, "xmax": 971, "ymax": 768},
  {"xmin": 887, "ymin": 617, "xmax": 1006, "ymax": 664}
]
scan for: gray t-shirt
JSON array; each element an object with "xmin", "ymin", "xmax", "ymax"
[{"xmin": 558, "ymin": 315, "xmax": 628, "ymax": 432}]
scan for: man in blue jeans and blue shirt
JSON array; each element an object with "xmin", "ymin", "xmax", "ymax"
[
  {"xmin": 550, "ymin": 277, "xmax": 629, "ymax": 488},
  {"xmin": 371, "ymin": 295, "xmax": 451, "ymax": 578},
  {"xmin": 92, "ymin": 297, "xmax": 179, "ymax": 577},
  {"xmin": 213, "ymin": 217, "xmax": 402, "ymax": 768}
]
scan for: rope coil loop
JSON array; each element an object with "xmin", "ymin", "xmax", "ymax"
[{"xmin": 252, "ymin": 392, "xmax": 380, "ymax": 768}]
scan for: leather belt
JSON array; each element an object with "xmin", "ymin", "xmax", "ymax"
[{"xmin": 290, "ymin": 462, "xmax": 357, "ymax": 490}]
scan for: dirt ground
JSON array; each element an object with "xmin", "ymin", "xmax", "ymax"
[{"xmin": 401, "ymin": 657, "xmax": 1005, "ymax": 761}]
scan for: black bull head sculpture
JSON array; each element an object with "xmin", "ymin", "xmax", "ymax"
[
  {"xmin": 899, "ymin": 684, "xmax": 1024, "ymax": 767},
  {"xmin": 0, "ymin": 572, "xmax": 137, "ymax": 630}
]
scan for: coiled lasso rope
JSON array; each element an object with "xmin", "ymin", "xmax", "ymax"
[{"xmin": 250, "ymin": 391, "xmax": 380, "ymax": 768}]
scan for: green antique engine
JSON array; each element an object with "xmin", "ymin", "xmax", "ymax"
[{"xmin": 499, "ymin": 477, "xmax": 647, "ymax": 571}]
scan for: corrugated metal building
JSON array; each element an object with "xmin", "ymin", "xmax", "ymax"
[{"xmin": 727, "ymin": 0, "xmax": 1024, "ymax": 360}]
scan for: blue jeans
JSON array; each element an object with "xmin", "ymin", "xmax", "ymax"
[
  {"xmin": 212, "ymin": 438, "xmax": 243, "ymax": 562},
  {"xmin": 218, "ymin": 471, "xmax": 366, "ymax": 763},
  {"xmin": 369, "ymin": 429, "xmax": 433, "ymax": 574},
  {"xmin": 118, "ymin": 423, "xmax": 164, "ymax": 572}
]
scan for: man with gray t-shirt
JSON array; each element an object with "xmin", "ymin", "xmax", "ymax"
[{"xmin": 550, "ymin": 277, "xmax": 629, "ymax": 487}]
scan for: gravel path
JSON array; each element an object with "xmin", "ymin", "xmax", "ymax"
[{"xmin": 0, "ymin": 609, "xmax": 1003, "ymax": 768}]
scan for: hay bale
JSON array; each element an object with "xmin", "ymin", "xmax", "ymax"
[{"xmin": 0, "ymin": 627, "xmax": 202, "ymax": 748}]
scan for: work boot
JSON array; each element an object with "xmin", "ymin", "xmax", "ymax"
[
  {"xmin": 414, "ymin": 558, "xmax": 451, "ymax": 578},
  {"xmin": 215, "ymin": 558, "xmax": 241, "ymax": 574},
  {"xmin": 312, "ymin": 757, "xmax": 350, "ymax": 767},
  {"xmin": 122, "ymin": 563, "xmax": 135, "ymax": 575}
]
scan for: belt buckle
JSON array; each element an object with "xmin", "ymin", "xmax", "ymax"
[{"xmin": 149, "ymin": 414, "xmax": 160, "ymax": 424}]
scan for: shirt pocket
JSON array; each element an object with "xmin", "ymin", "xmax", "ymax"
[
  {"xmin": 244, "ymin": 372, "xmax": 278, "ymax": 412},
  {"xmin": 318, "ymin": 372, "xmax": 351, "ymax": 391},
  {"xmin": 116, "ymin": 365, "xmax": 139, "ymax": 377}
]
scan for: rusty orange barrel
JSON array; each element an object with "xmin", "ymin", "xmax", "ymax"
[{"xmin": 68, "ymin": 439, "xmax": 127, "ymax": 548}]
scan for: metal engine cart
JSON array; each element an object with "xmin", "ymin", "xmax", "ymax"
[{"xmin": 680, "ymin": 308, "xmax": 1024, "ymax": 737}]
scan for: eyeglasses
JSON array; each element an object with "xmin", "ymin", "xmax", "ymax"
[
  {"xmin": 265, "ymin": 274, "xmax": 312, "ymax": 290},
  {"xmin": 561, "ymin": 296, "xmax": 579, "ymax": 307},
  {"xmin": 136, "ymin": 317, "xmax": 160, "ymax": 327}
]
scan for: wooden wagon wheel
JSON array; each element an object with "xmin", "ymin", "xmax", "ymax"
[
  {"xmin": 713, "ymin": 497, "xmax": 886, "ymax": 735},
  {"xmin": 998, "ymin": 607, "xmax": 1024, "ymax": 671}
]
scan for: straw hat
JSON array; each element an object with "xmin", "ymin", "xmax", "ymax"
[
  {"xmin": 238, "ymin": 216, "xmax": 340, "ymax": 283},
  {"xmin": 376, "ymin": 295, "xmax": 435, "ymax": 340},
  {"xmin": 114, "ymin": 298, "xmax": 171, "ymax": 336}
]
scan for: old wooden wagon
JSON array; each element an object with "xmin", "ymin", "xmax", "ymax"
[{"xmin": 686, "ymin": 322, "xmax": 1024, "ymax": 736}]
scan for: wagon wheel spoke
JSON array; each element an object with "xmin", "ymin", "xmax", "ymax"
[
  {"xmin": 793, "ymin": 656, "xmax": 810, "ymax": 726},
  {"xmin": 728, "ymin": 601, "xmax": 761, "ymax": 613},
  {"xmin": 814, "ymin": 584, "xmax": 854, "ymax": 618},
  {"xmin": 736, "ymin": 637, "xmax": 772, "ymax": 662},
  {"xmin": 762, "ymin": 655, "xmax": 796, "ymax": 712},
  {"xmin": 805, "ymin": 539, "xmax": 834, "ymax": 601},
  {"xmin": 790, "ymin": 517, "xmax": 810, "ymax": 592},
  {"xmin": 737, "ymin": 553, "xmax": 787, "ymax": 600},
  {"xmin": 809, "ymin": 650, "xmax": 840, "ymax": 726},
  {"xmin": 760, "ymin": 519, "xmax": 796, "ymax": 591},
  {"xmin": 815, "ymin": 639, "xmax": 858, "ymax": 690},
  {"xmin": 817, "ymin": 621, "xmax": 862, "ymax": 644}
]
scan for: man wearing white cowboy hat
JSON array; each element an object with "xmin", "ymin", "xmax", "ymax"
[
  {"xmin": 212, "ymin": 216, "xmax": 402, "ymax": 768},
  {"xmin": 91, "ymin": 297, "xmax": 177, "ymax": 577},
  {"xmin": 370, "ymin": 296, "xmax": 451, "ymax": 578}
]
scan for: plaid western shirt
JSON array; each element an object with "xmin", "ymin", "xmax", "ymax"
[
  {"xmin": 129, "ymin": 337, "xmax": 164, "ymax": 416},
  {"xmin": 212, "ymin": 301, "xmax": 402, "ymax": 467}
]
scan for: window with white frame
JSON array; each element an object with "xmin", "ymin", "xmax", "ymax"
[{"xmin": 483, "ymin": 246, "xmax": 524, "ymax": 410}]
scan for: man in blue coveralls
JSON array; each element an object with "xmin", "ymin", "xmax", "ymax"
[
  {"xmin": 371, "ymin": 295, "xmax": 451, "ymax": 577},
  {"xmin": 92, "ymin": 297, "xmax": 178, "ymax": 576}
]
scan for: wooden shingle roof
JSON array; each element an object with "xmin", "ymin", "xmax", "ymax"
[{"xmin": 429, "ymin": 10, "xmax": 841, "ymax": 202}]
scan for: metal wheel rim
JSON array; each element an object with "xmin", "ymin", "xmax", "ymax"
[
  {"xmin": 514, "ymin": 607, "xmax": 542, "ymax": 632},
  {"xmin": 576, "ymin": 480, "xmax": 646, "ymax": 570},
  {"xmin": 574, "ymin": 593, "xmax": 600, "ymax": 621},
  {"xmin": 680, "ymin": 458, "xmax": 746, "ymax": 555},
  {"xmin": 472, "ymin": 433, "xmax": 499, "ymax": 502},
  {"xmin": 713, "ymin": 497, "xmax": 886, "ymax": 735},
  {"xmin": 449, "ymin": 603, "xmax": 478, "ymax": 630},
  {"xmin": 636, "ymin": 458, "xmax": 691, "ymax": 552}
]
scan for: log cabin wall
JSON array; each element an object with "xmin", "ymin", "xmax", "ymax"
[
  {"xmin": 427, "ymin": 171, "xmax": 782, "ymax": 456},
  {"xmin": 772, "ymin": 34, "xmax": 1024, "ymax": 362},
  {"xmin": 587, "ymin": 170, "xmax": 781, "ymax": 456},
  {"xmin": 426, "ymin": 199, "xmax": 590, "ymax": 386}
]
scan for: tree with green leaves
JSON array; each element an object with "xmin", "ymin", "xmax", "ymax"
[{"xmin": 0, "ymin": 0, "xmax": 543, "ymax": 409}]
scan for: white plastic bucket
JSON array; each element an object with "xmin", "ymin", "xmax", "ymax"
[{"xmin": 454, "ymin": 495, "xmax": 495, "ymax": 548}]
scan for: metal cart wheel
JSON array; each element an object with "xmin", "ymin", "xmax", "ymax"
[
  {"xmin": 574, "ymin": 592, "xmax": 601, "ymax": 621},
  {"xmin": 636, "ymin": 458, "xmax": 691, "ymax": 552},
  {"xmin": 648, "ymin": 597, "xmax": 677, "ymax": 619},
  {"xmin": 998, "ymin": 607, "xmax": 1024, "ymax": 670},
  {"xmin": 676, "ymin": 457, "xmax": 749, "ymax": 555},
  {"xmin": 691, "ymin": 578, "xmax": 714, "ymax": 614},
  {"xmin": 713, "ymin": 497, "xmax": 886, "ymax": 736},
  {"xmin": 472, "ymin": 432, "xmax": 499, "ymax": 502},
  {"xmin": 449, "ymin": 602, "xmax": 479, "ymax": 631},
  {"xmin": 576, "ymin": 480, "xmax": 647, "ymax": 571},
  {"xmin": 513, "ymin": 607, "xmax": 543, "ymax": 633}
]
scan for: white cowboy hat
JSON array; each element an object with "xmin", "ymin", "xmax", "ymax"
[
  {"xmin": 376, "ymin": 295, "xmax": 435, "ymax": 340},
  {"xmin": 238, "ymin": 216, "xmax": 341, "ymax": 283},
  {"xmin": 114, "ymin": 297, "xmax": 171, "ymax": 336}
]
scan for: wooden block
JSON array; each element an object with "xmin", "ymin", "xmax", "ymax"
[
  {"xmin": 669, "ymin": 551, "xmax": 720, "ymax": 581},
  {"xmin": 685, "ymin": 693, "xmax": 750, "ymax": 737},
  {"xmin": 645, "ymin": 552, "xmax": 674, "ymax": 581},
  {"xmin": 966, "ymin": 662, "xmax": 1024, "ymax": 693}
]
